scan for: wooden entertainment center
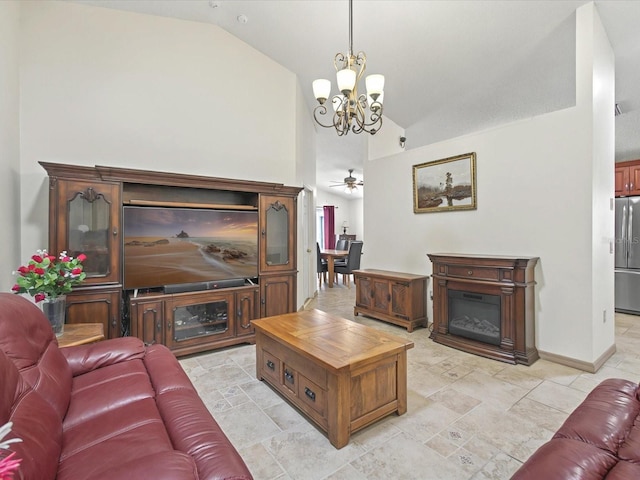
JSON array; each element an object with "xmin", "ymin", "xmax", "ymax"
[{"xmin": 40, "ymin": 162, "xmax": 302, "ymax": 356}]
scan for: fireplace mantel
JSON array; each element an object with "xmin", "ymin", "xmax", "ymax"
[{"xmin": 428, "ymin": 253, "xmax": 539, "ymax": 365}]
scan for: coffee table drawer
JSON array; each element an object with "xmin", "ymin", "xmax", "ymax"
[
  {"xmin": 261, "ymin": 349, "xmax": 281, "ymax": 384},
  {"xmin": 298, "ymin": 374, "xmax": 326, "ymax": 418}
]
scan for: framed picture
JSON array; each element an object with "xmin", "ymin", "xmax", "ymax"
[{"xmin": 412, "ymin": 152, "xmax": 477, "ymax": 213}]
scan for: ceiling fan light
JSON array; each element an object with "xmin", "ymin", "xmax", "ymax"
[
  {"xmin": 344, "ymin": 185, "xmax": 353, "ymax": 194},
  {"xmin": 313, "ymin": 79, "xmax": 331, "ymax": 103},
  {"xmin": 366, "ymin": 74, "xmax": 384, "ymax": 99},
  {"xmin": 337, "ymin": 68, "xmax": 356, "ymax": 94}
]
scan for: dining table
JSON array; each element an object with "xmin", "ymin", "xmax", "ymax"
[{"xmin": 320, "ymin": 248, "xmax": 349, "ymax": 288}]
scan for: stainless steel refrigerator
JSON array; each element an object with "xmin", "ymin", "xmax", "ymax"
[{"xmin": 615, "ymin": 197, "xmax": 640, "ymax": 313}]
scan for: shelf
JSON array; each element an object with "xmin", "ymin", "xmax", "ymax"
[
  {"xmin": 127, "ymin": 199, "xmax": 258, "ymax": 210},
  {"xmin": 174, "ymin": 318, "xmax": 228, "ymax": 332}
]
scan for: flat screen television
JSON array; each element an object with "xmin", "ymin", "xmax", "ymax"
[{"xmin": 123, "ymin": 206, "xmax": 258, "ymax": 290}]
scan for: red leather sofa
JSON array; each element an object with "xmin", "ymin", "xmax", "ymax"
[
  {"xmin": 0, "ymin": 293, "xmax": 253, "ymax": 480},
  {"xmin": 512, "ymin": 378, "xmax": 640, "ymax": 479}
]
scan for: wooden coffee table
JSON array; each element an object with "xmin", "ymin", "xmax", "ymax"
[{"xmin": 252, "ymin": 309, "xmax": 414, "ymax": 448}]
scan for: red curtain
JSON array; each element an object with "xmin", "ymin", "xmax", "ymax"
[{"xmin": 323, "ymin": 206, "xmax": 335, "ymax": 249}]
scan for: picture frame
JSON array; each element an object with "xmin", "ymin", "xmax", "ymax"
[{"xmin": 412, "ymin": 152, "xmax": 477, "ymax": 213}]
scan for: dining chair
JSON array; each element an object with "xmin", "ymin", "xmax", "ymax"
[
  {"xmin": 334, "ymin": 241, "xmax": 363, "ymax": 287},
  {"xmin": 335, "ymin": 239, "xmax": 349, "ymax": 251},
  {"xmin": 316, "ymin": 242, "xmax": 328, "ymax": 287}
]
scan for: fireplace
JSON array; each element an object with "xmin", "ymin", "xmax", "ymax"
[
  {"xmin": 428, "ymin": 253, "xmax": 539, "ymax": 365},
  {"xmin": 448, "ymin": 290, "xmax": 501, "ymax": 346}
]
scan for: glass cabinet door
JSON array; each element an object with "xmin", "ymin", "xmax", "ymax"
[
  {"xmin": 260, "ymin": 195, "xmax": 295, "ymax": 272},
  {"xmin": 166, "ymin": 292, "xmax": 235, "ymax": 349},
  {"xmin": 58, "ymin": 180, "xmax": 121, "ymax": 285}
]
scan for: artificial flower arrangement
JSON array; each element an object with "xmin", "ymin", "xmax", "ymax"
[
  {"xmin": 0, "ymin": 422, "xmax": 21, "ymax": 480},
  {"xmin": 12, "ymin": 250, "xmax": 87, "ymax": 302}
]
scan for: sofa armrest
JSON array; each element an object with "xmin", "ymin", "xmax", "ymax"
[{"xmin": 61, "ymin": 337, "xmax": 146, "ymax": 376}]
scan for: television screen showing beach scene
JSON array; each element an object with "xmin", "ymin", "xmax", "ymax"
[{"xmin": 123, "ymin": 206, "xmax": 258, "ymax": 290}]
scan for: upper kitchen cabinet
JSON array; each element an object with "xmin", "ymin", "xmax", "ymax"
[{"xmin": 615, "ymin": 160, "xmax": 640, "ymax": 197}]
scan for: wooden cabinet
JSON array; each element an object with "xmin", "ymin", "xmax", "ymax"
[
  {"xmin": 65, "ymin": 288, "xmax": 122, "ymax": 339},
  {"xmin": 353, "ymin": 269, "xmax": 428, "ymax": 332},
  {"xmin": 615, "ymin": 160, "xmax": 640, "ymax": 197},
  {"xmin": 130, "ymin": 286, "xmax": 259, "ymax": 356}
]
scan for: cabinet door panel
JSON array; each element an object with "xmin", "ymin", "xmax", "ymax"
[
  {"xmin": 261, "ymin": 274, "xmax": 294, "ymax": 317},
  {"xmin": 165, "ymin": 293, "xmax": 235, "ymax": 349},
  {"xmin": 260, "ymin": 196, "xmax": 296, "ymax": 272},
  {"xmin": 630, "ymin": 165, "xmax": 640, "ymax": 195},
  {"xmin": 372, "ymin": 279, "xmax": 390, "ymax": 313},
  {"xmin": 54, "ymin": 180, "xmax": 121, "ymax": 285},
  {"xmin": 355, "ymin": 276, "xmax": 373, "ymax": 309},
  {"xmin": 132, "ymin": 300, "xmax": 164, "ymax": 346},
  {"xmin": 615, "ymin": 166, "xmax": 629, "ymax": 197},
  {"xmin": 390, "ymin": 283, "xmax": 410, "ymax": 319},
  {"xmin": 236, "ymin": 288, "xmax": 258, "ymax": 337},
  {"xmin": 65, "ymin": 289, "xmax": 121, "ymax": 339}
]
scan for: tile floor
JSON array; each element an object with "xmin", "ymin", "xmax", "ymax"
[{"xmin": 180, "ymin": 282, "xmax": 640, "ymax": 480}]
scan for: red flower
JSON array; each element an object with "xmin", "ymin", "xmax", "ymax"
[
  {"xmin": 77, "ymin": 253, "xmax": 87, "ymax": 262},
  {"xmin": 32, "ymin": 254, "xmax": 43, "ymax": 263},
  {"xmin": 28, "ymin": 264, "xmax": 35, "ymax": 271},
  {"xmin": 61, "ymin": 256, "xmax": 70, "ymax": 262},
  {"xmin": 34, "ymin": 267, "xmax": 46, "ymax": 275},
  {"xmin": 71, "ymin": 267, "xmax": 82, "ymax": 275},
  {"xmin": 47, "ymin": 255, "xmax": 56, "ymax": 261},
  {"xmin": 11, "ymin": 284, "xmax": 20, "ymax": 292},
  {"xmin": 34, "ymin": 293, "xmax": 46, "ymax": 303},
  {"xmin": 17, "ymin": 266, "xmax": 29, "ymax": 275}
]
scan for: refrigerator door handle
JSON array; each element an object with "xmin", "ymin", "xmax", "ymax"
[
  {"xmin": 629, "ymin": 204, "xmax": 634, "ymax": 260},
  {"xmin": 622, "ymin": 205, "xmax": 628, "ymax": 261}
]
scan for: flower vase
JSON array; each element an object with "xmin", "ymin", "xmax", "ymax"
[{"xmin": 41, "ymin": 295, "xmax": 66, "ymax": 337}]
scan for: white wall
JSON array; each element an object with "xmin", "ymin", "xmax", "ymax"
[
  {"xmin": 364, "ymin": 4, "xmax": 615, "ymax": 367},
  {"xmin": 0, "ymin": 1, "xmax": 21, "ymax": 290},
  {"xmin": 580, "ymin": 4, "xmax": 615, "ymax": 359},
  {"xmin": 19, "ymin": 1, "xmax": 302, "ymax": 261}
]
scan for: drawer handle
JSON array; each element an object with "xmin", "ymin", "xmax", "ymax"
[
  {"xmin": 266, "ymin": 360, "xmax": 275, "ymax": 371},
  {"xmin": 284, "ymin": 370, "xmax": 294, "ymax": 384},
  {"xmin": 304, "ymin": 387, "xmax": 316, "ymax": 402},
  {"xmin": 468, "ymin": 270, "xmax": 473, "ymax": 275}
]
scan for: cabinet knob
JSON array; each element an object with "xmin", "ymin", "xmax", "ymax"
[
  {"xmin": 468, "ymin": 270, "xmax": 473, "ymax": 275},
  {"xmin": 113, "ymin": 228, "xmax": 118, "ymax": 236}
]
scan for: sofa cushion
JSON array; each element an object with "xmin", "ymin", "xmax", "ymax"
[
  {"xmin": 0, "ymin": 295, "xmax": 71, "ymax": 420},
  {"xmin": 144, "ymin": 344, "xmax": 252, "ymax": 480}
]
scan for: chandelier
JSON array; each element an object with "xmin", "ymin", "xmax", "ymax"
[{"xmin": 312, "ymin": 0, "xmax": 384, "ymax": 136}]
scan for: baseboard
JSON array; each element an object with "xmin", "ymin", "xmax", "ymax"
[{"xmin": 538, "ymin": 343, "xmax": 616, "ymax": 373}]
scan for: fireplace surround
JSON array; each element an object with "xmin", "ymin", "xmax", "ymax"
[{"xmin": 428, "ymin": 253, "xmax": 539, "ymax": 365}]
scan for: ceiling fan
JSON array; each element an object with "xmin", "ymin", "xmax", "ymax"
[{"xmin": 330, "ymin": 169, "xmax": 364, "ymax": 193}]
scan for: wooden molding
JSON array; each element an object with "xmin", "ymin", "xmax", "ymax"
[{"xmin": 538, "ymin": 343, "xmax": 616, "ymax": 373}]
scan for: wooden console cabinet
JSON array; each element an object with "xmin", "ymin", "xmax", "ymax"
[
  {"xmin": 353, "ymin": 269, "xmax": 428, "ymax": 332},
  {"xmin": 129, "ymin": 285, "xmax": 258, "ymax": 357},
  {"xmin": 428, "ymin": 253, "xmax": 539, "ymax": 365},
  {"xmin": 41, "ymin": 162, "xmax": 301, "ymax": 354}
]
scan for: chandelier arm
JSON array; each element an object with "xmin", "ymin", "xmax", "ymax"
[{"xmin": 313, "ymin": 104, "xmax": 340, "ymax": 130}]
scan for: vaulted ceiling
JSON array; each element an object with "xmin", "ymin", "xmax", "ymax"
[{"xmin": 71, "ymin": 0, "xmax": 640, "ymax": 198}]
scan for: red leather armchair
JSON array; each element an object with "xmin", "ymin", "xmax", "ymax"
[
  {"xmin": 0, "ymin": 293, "xmax": 253, "ymax": 480},
  {"xmin": 512, "ymin": 378, "xmax": 640, "ymax": 479}
]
